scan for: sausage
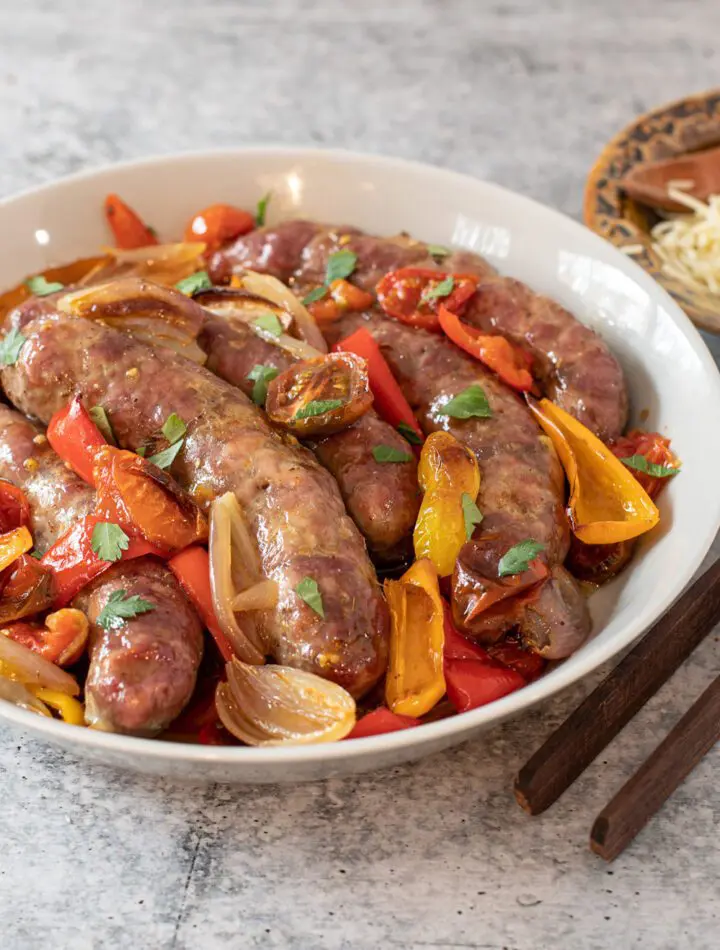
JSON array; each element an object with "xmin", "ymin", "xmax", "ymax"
[
  {"xmin": 216, "ymin": 223, "xmax": 626, "ymax": 439},
  {"xmin": 2, "ymin": 311, "xmax": 388, "ymax": 696},
  {"xmin": 460, "ymin": 277, "xmax": 628, "ymax": 441},
  {"xmin": 209, "ymin": 220, "xmax": 324, "ymax": 284},
  {"xmin": 0, "ymin": 404, "xmax": 203, "ymax": 733},
  {"xmin": 74, "ymin": 558, "xmax": 203, "ymax": 734},
  {"xmin": 326, "ymin": 311, "xmax": 590, "ymax": 658},
  {"xmin": 196, "ymin": 308, "xmax": 419, "ymax": 562}
]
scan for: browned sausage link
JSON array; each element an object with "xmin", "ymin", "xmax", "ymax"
[
  {"xmin": 197, "ymin": 313, "xmax": 419, "ymax": 562},
  {"xmin": 1, "ymin": 312, "xmax": 388, "ymax": 696},
  {"xmin": 460, "ymin": 276, "xmax": 628, "ymax": 441},
  {"xmin": 208, "ymin": 220, "xmax": 325, "ymax": 284},
  {"xmin": 0, "ymin": 404, "xmax": 204, "ymax": 733},
  {"xmin": 74, "ymin": 558, "xmax": 204, "ymax": 734},
  {"xmin": 327, "ymin": 311, "xmax": 590, "ymax": 659}
]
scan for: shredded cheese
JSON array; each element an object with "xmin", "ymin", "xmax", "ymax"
[{"xmin": 650, "ymin": 185, "xmax": 720, "ymax": 295}]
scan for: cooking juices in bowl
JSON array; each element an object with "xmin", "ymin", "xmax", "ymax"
[{"xmin": 0, "ymin": 188, "xmax": 682, "ymax": 750}]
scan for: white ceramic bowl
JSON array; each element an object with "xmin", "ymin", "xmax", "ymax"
[{"xmin": 1, "ymin": 148, "xmax": 719, "ymax": 783}]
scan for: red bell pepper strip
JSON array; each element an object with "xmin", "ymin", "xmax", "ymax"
[
  {"xmin": 47, "ymin": 396, "xmax": 107, "ymax": 486},
  {"xmin": 442, "ymin": 600, "xmax": 490, "ymax": 661},
  {"xmin": 346, "ymin": 707, "xmax": 421, "ymax": 739},
  {"xmin": 486, "ymin": 640, "xmax": 546, "ymax": 682},
  {"xmin": 0, "ymin": 481, "xmax": 31, "ymax": 534},
  {"xmin": 438, "ymin": 305, "xmax": 534, "ymax": 392},
  {"xmin": 184, "ymin": 204, "xmax": 255, "ymax": 253},
  {"xmin": 376, "ymin": 268, "xmax": 479, "ymax": 332},
  {"xmin": 41, "ymin": 515, "xmax": 162, "ymax": 606},
  {"xmin": 104, "ymin": 194, "xmax": 159, "ymax": 250},
  {"xmin": 333, "ymin": 327, "xmax": 424, "ymax": 441},
  {"xmin": 168, "ymin": 545, "xmax": 234, "ymax": 662},
  {"xmin": 444, "ymin": 658, "xmax": 525, "ymax": 713}
]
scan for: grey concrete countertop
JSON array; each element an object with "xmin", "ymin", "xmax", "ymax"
[{"xmin": 1, "ymin": 2, "xmax": 719, "ymax": 948}]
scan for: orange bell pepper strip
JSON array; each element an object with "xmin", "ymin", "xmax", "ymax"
[
  {"xmin": 528, "ymin": 398, "xmax": 659, "ymax": 544},
  {"xmin": 438, "ymin": 305, "xmax": 534, "ymax": 391},
  {"xmin": 2, "ymin": 609, "xmax": 89, "ymax": 666},
  {"xmin": 413, "ymin": 431, "xmax": 481, "ymax": 577},
  {"xmin": 333, "ymin": 327, "xmax": 424, "ymax": 442},
  {"xmin": 0, "ymin": 526, "xmax": 33, "ymax": 573},
  {"xmin": 104, "ymin": 194, "xmax": 159, "ymax": 250},
  {"xmin": 168, "ymin": 545, "xmax": 234, "ymax": 662},
  {"xmin": 384, "ymin": 558, "xmax": 446, "ymax": 717},
  {"xmin": 309, "ymin": 279, "xmax": 375, "ymax": 324},
  {"xmin": 184, "ymin": 204, "xmax": 255, "ymax": 254}
]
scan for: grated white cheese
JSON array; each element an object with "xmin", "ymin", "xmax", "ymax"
[{"xmin": 650, "ymin": 184, "xmax": 720, "ymax": 295}]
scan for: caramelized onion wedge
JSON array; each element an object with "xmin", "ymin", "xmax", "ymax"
[
  {"xmin": 0, "ymin": 675, "xmax": 52, "ymax": 717},
  {"xmin": 216, "ymin": 658, "xmax": 356, "ymax": 746},
  {"xmin": 209, "ymin": 493, "xmax": 266, "ymax": 665},
  {"xmin": 231, "ymin": 579, "xmax": 279, "ymax": 612},
  {"xmin": 105, "ymin": 242, "xmax": 207, "ymax": 287},
  {"xmin": 238, "ymin": 270, "xmax": 328, "ymax": 353},
  {"xmin": 58, "ymin": 277, "xmax": 208, "ymax": 364},
  {"xmin": 0, "ymin": 634, "xmax": 80, "ymax": 695}
]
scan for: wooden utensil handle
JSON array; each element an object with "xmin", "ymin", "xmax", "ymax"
[
  {"xmin": 590, "ymin": 675, "xmax": 720, "ymax": 861},
  {"xmin": 514, "ymin": 557, "xmax": 720, "ymax": 815}
]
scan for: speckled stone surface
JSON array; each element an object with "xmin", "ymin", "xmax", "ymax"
[{"xmin": 1, "ymin": 2, "xmax": 719, "ymax": 948}]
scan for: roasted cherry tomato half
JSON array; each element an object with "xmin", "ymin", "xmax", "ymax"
[
  {"xmin": 376, "ymin": 267, "xmax": 479, "ymax": 331},
  {"xmin": 184, "ymin": 204, "xmax": 255, "ymax": 254},
  {"xmin": 265, "ymin": 352, "xmax": 374, "ymax": 436},
  {"xmin": 609, "ymin": 429, "xmax": 680, "ymax": 500}
]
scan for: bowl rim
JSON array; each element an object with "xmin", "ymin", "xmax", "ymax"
[{"xmin": 2, "ymin": 144, "xmax": 720, "ymax": 768}]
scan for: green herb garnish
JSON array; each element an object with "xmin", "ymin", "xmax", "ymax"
[
  {"xmin": 420, "ymin": 275, "xmax": 454, "ymax": 306},
  {"xmin": 252, "ymin": 312, "xmax": 283, "ymax": 338},
  {"xmin": 302, "ymin": 286, "xmax": 328, "ymax": 305},
  {"xmin": 498, "ymin": 539, "xmax": 545, "ymax": 577},
  {"xmin": 438, "ymin": 385, "xmax": 492, "ymax": 420},
  {"xmin": 427, "ymin": 244, "xmax": 450, "ymax": 260},
  {"xmin": 26, "ymin": 275, "xmax": 64, "ymax": 297},
  {"xmin": 136, "ymin": 446, "xmax": 147, "ymax": 458},
  {"xmin": 255, "ymin": 191, "xmax": 272, "ymax": 227},
  {"xmin": 295, "ymin": 577, "xmax": 325, "ymax": 618},
  {"xmin": 162, "ymin": 412, "xmax": 187, "ymax": 445},
  {"xmin": 97, "ymin": 590, "xmax": 155, "ymax": 630},
  {"xmin": 91, "ymin": 522, "xmax": 130, "ymax": 563},
  {"xmin": 175, "ymin": 270, "xmax": 213, "ymax": 295},
  {"xmin": 0, "ymin": 329, "xmax": 27, "ymax": 367},
  {"xmin": 397, "ymin": 422, "xmax": 423, "ymax": 445},
  {"xmin": 372, "ymin": 445, "xmax": 413, "ymax": 464},
  {"xmin": 294, "ymin": 399, "xmax": 344, "ymax": 420},
  {"xmin": 147, "ymin": 440, "xmax": 184, "ymax": 470},
  {"xmin": 620, "ymin": 455, "xmax": 679, "ymax": 478},
  {"xmin": 246, "ymin": 364, "xmax": 279, "ymax": 406},
  {"xmin": 301, "ymin": 250, "xmax": 358, "ymax": 306},
  {"xmin": 461, "ymin": 493, "xmax": 483, "ymax": 541},
  {"xmin": 89, "ymin": 406, "xmax": 116, "ymax": 445}
]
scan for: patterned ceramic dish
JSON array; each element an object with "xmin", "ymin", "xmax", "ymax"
[
  {"xmin": 1, "ymin": 149, "xmax": 720, "ymax": 783},
  {"xmin": 584, "ymin": 89, "xmax": 720, "ymax": 334}
]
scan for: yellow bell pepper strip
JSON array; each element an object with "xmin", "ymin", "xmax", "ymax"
[
  {"xmin": 0, "ymin": 526, "xmax": 33, "ymax": 572},
  {"xmin": 527, "ymin": 398, "xmax": 659, "ymax": 544},
  {"xmin": 413, "ymin": 431, "xmax": 481, "ymax": 576},
  {"xmin": 30, "ymin": 687, "xmax": 85, "ymax": 725},
  {"xmin": 384, "ymin": 558, "xmax": 446, "ymax": 717}
]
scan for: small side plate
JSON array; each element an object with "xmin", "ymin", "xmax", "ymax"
[{"xmin": 584, "ymin": 89, "xmax": 720, "ymax": 334}]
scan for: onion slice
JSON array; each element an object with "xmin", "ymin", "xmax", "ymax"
[
  {"xmin": 0, "ymin": 634, "xmax": 80, "ymax": 695},
  {"xmin": 0, "ymin": 675, "xmax": 52, "ymax": 717},
  {"xmin": 231, "ymin": 579, "xmax": 279, "ymax": 612},
  {"xmin": 58, "ymin": 277, "xmax": 208, "ymax": 364},
  {"xmin": 215, "ymin": 658, "xmax": 356, "ymax": 746},
  {"xmin": 238, "ymin": 270, "xmax": 328, "ymax": 353},
  {"xmin": 209, "ymin": 492, "xmax": 267, "ymax": 665}
]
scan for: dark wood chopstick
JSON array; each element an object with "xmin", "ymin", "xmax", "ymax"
[
  {"xmin": 590, "ymin": 674, "xmax": 720, "ymax": 861},
  {"xmin": 514, "ymin": 557, "xmax": 720, "ymax": 816}
]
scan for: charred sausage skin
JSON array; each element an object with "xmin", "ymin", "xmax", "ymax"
[
  {"xmin": 197, "ymin": 313, "xmax": 419, "ymax": 562},
  {"xmin": 2, "ymin": 311, "xmax": 388, "ymax": 696},
  {"xmin": 0, "ymin": 404, "xmax": 203, "ymax": 733}
]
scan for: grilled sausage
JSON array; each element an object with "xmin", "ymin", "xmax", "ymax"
[
  {"xmin": 0, "ymin": 404, "xmax": 203, "ymax": 733},
  {"xmin": 196, "ymin": 307, "xmax": 419, "ymax": 562},
  {"xmin": 215, "ymin": 223, "xmax": 626, "ymax": 439},
  {"xmin": 2, "ymin": 310, "xmax": 388, "ymax": 696},
  {"xmin": 326, "ymin": 311, "xmax": 590, "ymax": 658}
]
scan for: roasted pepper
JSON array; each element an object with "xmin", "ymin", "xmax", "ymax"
[
  {"xmin": 528, "ymin": 399, "xmax": 659, "ymax": 544},
  {"xmin": 0, "ymin": 526, "xmax": 33, "ymax": 573},
  {"xmin": 413, "ymin": 431, "xmax": 481, "ymax": 576},
  {"xmin": 384, "ymin": 558, "xmax": 446, "ymax": 717}
]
